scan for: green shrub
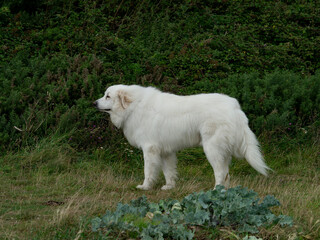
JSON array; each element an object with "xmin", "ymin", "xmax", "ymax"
[
  {"xmin": 1, "ymin": 1, "xmax": 319, "ymax": 74},
  {"xmin": 0, "ymin": 51, "xmax": 319, "ymax": 152},
  {"xmin": 1, "ymin": 1, "xmax": 319, "ymax": 152},
  {"xmin": 187, "ymin": 70, "xmax": 320, "ymax": 136},
  {"xmin": 0, "ymin": 53, "xmax": 117, "ymax": 152}
]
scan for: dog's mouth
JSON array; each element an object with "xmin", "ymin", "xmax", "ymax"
[
  {"xmin": 93, "ymin": 101, "xmax": 111, "ymax": 113},
  {"xmin": 99, "ymin": 109, "xmax": 111, "ymax": 113}
]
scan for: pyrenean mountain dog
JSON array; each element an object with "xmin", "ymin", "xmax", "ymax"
[{"xmin": 94, "ymin": 85, "xmax": 269, "ymax": 190}]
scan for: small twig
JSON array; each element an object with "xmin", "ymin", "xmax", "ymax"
[{"xmin": 14, "ymin": 126, "xmax": 23, "ymax": 132}]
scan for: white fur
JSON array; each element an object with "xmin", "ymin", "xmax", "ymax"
[{"xmin": 94, "ymin": 85, "xmax": 270, "ymax": 190}]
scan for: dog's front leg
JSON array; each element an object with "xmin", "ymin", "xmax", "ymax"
[
  {"xmin": 161, "ymin": 153, "xmax": 178, "ymax": 190},
  {"xmin": 136, "ymin": 145, "xmax": 161, "ymax": 190}
]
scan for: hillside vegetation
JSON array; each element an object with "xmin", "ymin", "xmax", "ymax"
[
  {"xmin": 0, "ymin": 0, "xmax": 319, "ymax": 151},
  {"xmin": 0, "ymin": 0, "xmax": 319, "ymax": 239}
]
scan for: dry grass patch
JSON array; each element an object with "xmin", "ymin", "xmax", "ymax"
[
  {"xmin": 1, "ymin": 143, "xmax": 319, "ymax": 239},
  {"xmin": 230, "ymin": 174, "xmax": 320, "ymax": 239}
]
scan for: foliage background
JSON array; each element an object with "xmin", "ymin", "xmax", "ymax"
[{"xmin": 0, "ymin": 0, "xmax": 319, "ymax": 153}]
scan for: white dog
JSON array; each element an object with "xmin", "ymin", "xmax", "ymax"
[{"xmin": 94, "ymin": 85, "xmax": 270, "ymax": 190}]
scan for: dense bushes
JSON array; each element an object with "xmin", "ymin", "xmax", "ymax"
[
  {"xmin": 1, "ymin": 53, "xmax": 319, "ymax": 152},
  {"xmin": 0, "ymin": 54, "xmax": 116, "ymax": 151},
  {"xmin": 0, "ymin": 0, "xmax": 319, "ymax": 152},
  {"xmin": 1, "ymin": 0, "xmax": 319, "ymax": 74},
  {"xmin": 186, "ymin": 71, "xmax": 320, "ymax": 137}
]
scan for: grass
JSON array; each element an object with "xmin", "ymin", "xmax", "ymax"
[{"xmin": 0, "ymin": 139, "xmax": 319, "ymax": 239}]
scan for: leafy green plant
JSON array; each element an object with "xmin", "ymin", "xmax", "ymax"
[{"xmin": 91, "ymin": 186, "xmax": 293, "ymax": 239}]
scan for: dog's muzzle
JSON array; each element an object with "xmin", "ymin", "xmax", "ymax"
[{"xmin": 93, "ymin": 101, "xmax": 111, "ymax": 112}]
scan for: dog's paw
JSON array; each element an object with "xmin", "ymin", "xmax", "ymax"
[
  {"xmin": 161, "ymin": 184, "xmax": 175, "ymax": 190},
  {"xmin": 136, "ymin": 184, "xmax": 151, "ymax": 190}
]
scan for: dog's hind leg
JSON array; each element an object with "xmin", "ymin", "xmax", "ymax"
[
  {"xmin": 202, "ymin": 132, "xmax": 231, "ymax": 188},
  {"xmin": 136, "ymin": 145, "xmax": 162, "ymax": 190},
  {"xmin": 161, "ymin": 153, "xmax": 178, "ymax": 190},
  {"xmin": 204, "ymin": 145, "xmax": 231, "ymax": 188}
]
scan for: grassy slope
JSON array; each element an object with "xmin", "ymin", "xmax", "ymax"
[{"xmin": 0, "ymin": 140, "xmax": 319, "ymax": 239}]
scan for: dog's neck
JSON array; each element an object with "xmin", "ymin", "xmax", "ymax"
[{"xmin": 110, "ymin": 106, "xmax": 134, "ymax": 129}]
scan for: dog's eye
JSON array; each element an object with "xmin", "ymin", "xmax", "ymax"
[{"xmin": 106, "ymin": 95, "xmax": 110, "ymax": 99}]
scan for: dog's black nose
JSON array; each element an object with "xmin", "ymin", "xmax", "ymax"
[{"xmin": 93, "ymin": 101, "xmax": 98, "ymax": 107}]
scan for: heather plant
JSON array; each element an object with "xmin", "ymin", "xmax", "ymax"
[
  {"xmin": 1, "ymin": 0, "xmax": 319, "ymax": 153},
  {"xmin": 1, "ymin": 54, "xmax": 318, "ymax": 152},
  {"xmin": 0, "ymin": 54, "xmax": 117, "ymax": 151},
  {"xmin": 2, "ymin": 1, "xmax": 319, "ymax": 73},
  {"xmin": 186, "ymin": 70, "xmax": 320, "ymax": 136}
]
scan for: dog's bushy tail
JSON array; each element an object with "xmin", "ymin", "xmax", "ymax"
[
  {"xmin": 235, "ymin": 109, "xmax": 270, "ymax": 176},
  {"xmin": 242, "ymin": 125, "xmax": 271, "ymax": 176}
]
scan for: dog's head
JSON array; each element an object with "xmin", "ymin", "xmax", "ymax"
[
  {"xmin": 93, "ymin": 85, "xmax": 133, "ymax": 128},
  {"xmin": 93, "ymin": 85, "xmax": 132, "ymax": 113}
]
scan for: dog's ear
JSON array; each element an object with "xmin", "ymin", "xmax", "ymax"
[{"xmin": 118, "ymin": 90, "xmax": 132, "ymax": 109}]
